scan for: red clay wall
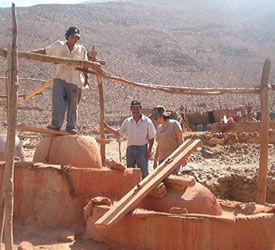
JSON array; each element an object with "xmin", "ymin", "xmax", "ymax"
[
  {"xmin": 0, "ymin": 162, "xmax": 140, "ymax": 229},
  {"xmin": 85, "ymin": 205, "xmax": 275, "ymax": 250}
]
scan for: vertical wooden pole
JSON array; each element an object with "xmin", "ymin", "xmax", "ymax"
[
  {"xmin": 0, "ymin": 4, "xmax": 18, "ymax": 249},
  {"xmin": 256, "ymin": 59, "xmax": 271, "ymax": 205},
  {"xmin": 89, "ymin": 46, "xmax": 106, "ymax": 166},
  {"xmin": 0, "ymin": 53, "xmax": 10, "ymax": 250},
  {"xmin": 97, "ymin": 76, "xmax": 106, "ymax": 166}
]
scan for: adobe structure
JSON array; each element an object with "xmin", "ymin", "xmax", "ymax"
[{"xmin": 0, "ymin": 4, "xmax": 275, "ymax": 250}]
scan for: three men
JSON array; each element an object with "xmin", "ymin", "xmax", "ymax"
[
  {"xmin": 104, "ymin": 101, "xmax": 156, "ymax": 179},
  {"xmin": 32, "ymin": 27, "xmax": 88, "ymax": 134}
]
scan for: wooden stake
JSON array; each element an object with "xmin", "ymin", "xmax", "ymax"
[
  {"xmin": 89, "ymin": 46, "xmax": 106, "ymax": 166},
  {"xmin": 256, "ymin": 59, "xmax": 271, "ymax": 205},
  {"xmin": 0, "ymin": 55, "xmax": 10, "ymax": 250},
  {"xmin": 1, "ymin": 5, "xmax": 18, "ymax": 249}
]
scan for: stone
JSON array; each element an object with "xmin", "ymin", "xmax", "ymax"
[
  {"xmin": 58, "ymin": 230, "xmax": 75, "ymax": 242},
  {"xmin": 207, "ymin": 137, "xmax": 225, "ymax": 145},
  {"xmin": 92, "ymin": 196, "xmax": 113, "ymax": 206},
  {"xmin": 0, "ymin": 134, "xmax": 25, "ymax": 161},
  {"xmin": 33, "ymin": 135, "xmax": 102, "ymax": 169},
  {"xmin": 17, "ymin": 241, "xmax": 33, "ymax": 250},
  {"xmin": 169, "ymin": 207, "xmax": 188, "ymax": 214},
  {"xmin": 106, "ymin": 159, "xmax": 125, "ymax": 171}
]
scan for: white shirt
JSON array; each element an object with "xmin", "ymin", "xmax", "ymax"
[
  {"xmin": 46, "ymin": 40, "xmax": 88, "ymax": 88},
  {"xmin": 119, "ymin": 114, "xmax": 156, "ymax": 146}
]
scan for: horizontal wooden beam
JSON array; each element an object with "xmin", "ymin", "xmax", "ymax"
[
  {"xmin": 0, "ymin": 48, "xmax": 103, "ymax": 73},
  {"xmin": 99, "ymin": 73, "xmax": 260, "ymax": 96},
  {"xmin": 17, "ymin": 125, "xmax": 111, "ymax": 144}
]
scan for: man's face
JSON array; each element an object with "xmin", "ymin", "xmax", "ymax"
[
  {"xmin": 130, "ymin": 106, "xmax": 142, "ymax": 118},
  {"xmin": 67, "ymin": 34, "xmax": 80, "ymax": 47}
]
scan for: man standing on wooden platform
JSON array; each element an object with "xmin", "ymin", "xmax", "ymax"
[
  {"xmin": 104, "ymin": 100, "xmax": 156, "ymax": 179},
  {"xmin": 32, "ymin": 27, "xmax": 89, "ymax": 134}
]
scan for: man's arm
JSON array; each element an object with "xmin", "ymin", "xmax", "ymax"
[
  {"xmin": 153, "ymin": 144, "xmax": 159, "ymax": 169},
  {"xmin": 103, "ymin": 121, "xmax": 120, "ymax": 136},
  {"xmin": 31, "ymin": 48, "xmax": 47, "ymax": 55},
  {"xmin": 147, "ymin": 138, "xmax": 154, "ymax": 160}
]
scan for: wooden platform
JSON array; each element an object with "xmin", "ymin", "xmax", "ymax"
[
  {"xmin": 17, "ymin": 125, "xmax": 111, "ymax": 144},
  {"xmin": 95, "ymin": 138, "xmax": 202, "ymax": 228}
]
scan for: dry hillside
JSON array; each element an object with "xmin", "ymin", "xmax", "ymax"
[{"xmin": 0, "ymin": 0, "xmax": 275, "ymax": 133}]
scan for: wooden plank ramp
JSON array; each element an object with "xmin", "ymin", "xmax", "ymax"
[
  {"xmin": 95, "ymin": 138, "xmax": 202, "ymax": 228},
  {"xmin": 17, "ymin": 125, "xmax": 112, "ymax": 144}
]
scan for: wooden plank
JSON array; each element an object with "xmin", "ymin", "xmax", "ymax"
[
  {"xmin": 256, "ymin": 59, "xmax": 271, "ymax": 205},
  {"xmin": 95, "ymin": 139, "xmax": 202, "ymax": 228},
  {"xmin": 16, "ymin": 125, "xmax": 111, "ymax": 144}
]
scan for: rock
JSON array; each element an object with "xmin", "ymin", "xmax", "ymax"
[
  {"xmin": 207, "ymin": 137, "xmax": 225, "ymax": 145},
  {"xmin": 58, "ymin": 230, "xmax": 75, "ymax": 242},
  {"xmin": 218, "ymin": 176, "xmax": 226, "ymax": 182},
  {"xmin": 169, "ymin": 207, "xmax": 188, "ymax": 214},
  {"xmin": 33, "ymin": 135, "xmax": 102, "ymax": 168},
  {"xmin": 0, "ymin": 134, "xmax": 25, "ymax": 161},
  {"xmin": 91, "ymin": 196, "xmax": 112, "ymax": 206},
  {"xmin": 17, "ymin": 241, "xmax": 33, "ymax": 250},
  {"xmin": 106, "ymin": 159, "xmax": 126, "ymax": 171}
]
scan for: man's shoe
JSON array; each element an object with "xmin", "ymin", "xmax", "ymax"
[
  {"xmin": 47, "ymin": 125, "xmax": 60, "ymax": 131},
  {"xmin": 66, "ymin": 128, "xmax": 78, "ymax": 135}
]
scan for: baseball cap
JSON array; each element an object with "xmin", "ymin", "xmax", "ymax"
[
  {"xmin": 130, "ymin": 100, "xmax": 141, "ymax": 107},
  {"xmin": 66, "ymin": 27, "xmax": 80, "ymax": 39},
  {"xmin": 152, "ymin": 105, "xmax": 166, "ymax": 119}
]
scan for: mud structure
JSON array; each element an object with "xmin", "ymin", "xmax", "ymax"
[
  {"xmin": 0, "ymin": 135, "xmax": 274, "ymax": 249},
  {"xmin": 34, "ymin": 135, "xmax": 102, "ymax": 168}
]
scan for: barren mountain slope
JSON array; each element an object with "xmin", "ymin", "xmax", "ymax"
[{"xmin": 0, "ymin": 0, "xmax": 274, "ymax": 133}]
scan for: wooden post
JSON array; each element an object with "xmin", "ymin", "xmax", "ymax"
[
  {"xmin": 256, "ymin": 59, "xmax": 271, "ymax": 205},
  {"xmin": 0, "ymin": 55, "xmax": 10, "ymax": 250},
  {"xmin": 89, "ymin": 46, "xmax": 106, "ymax": 166}
]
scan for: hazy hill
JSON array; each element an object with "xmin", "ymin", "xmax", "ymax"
[{"xmin": 0, "ymin": 0, "xmax": 274, "ymax": 132}]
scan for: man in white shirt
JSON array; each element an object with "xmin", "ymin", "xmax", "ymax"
[
  {"xmin": 104, "ymin": 100, "xmax": 156, "ymax": 179},
  {"xmin": 32, "ymin": 27, "xmax": 88, "ymax": 134}
]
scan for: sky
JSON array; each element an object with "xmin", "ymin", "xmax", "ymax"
[{"xmin": 0, "ymin": 0, "xmax": 86, "ymax": 8}]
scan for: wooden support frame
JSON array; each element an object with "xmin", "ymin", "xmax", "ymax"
[
  {"xmin": 95, "ymin": 139, "xmax": 202, "ymax": 228},
  {"xmin": 0, "ymin": 5, "xmax": 18, "ymax": 249},
  {"xmin": 256, "ymin": 59, "xmax": 271, "ymax": 204},
  {"xmin": 0, "ymin": 48, "xmax": 102, "ymax": 73}
]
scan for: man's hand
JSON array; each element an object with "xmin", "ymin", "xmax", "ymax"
[{"xmin": 153, "ymin": 160, "xmax": 158, "ymax": 169}]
